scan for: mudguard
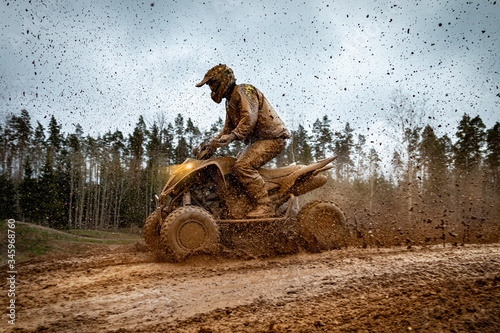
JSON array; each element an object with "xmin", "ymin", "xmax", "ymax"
[
  {"xmin": 162, "ymin": 157, "xmax": 236, "ymax": 196},
  {"xmin": 278, "ymin": 156, "xmax": 337, "ymax": 196}
]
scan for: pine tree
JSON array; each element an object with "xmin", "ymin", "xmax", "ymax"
[
  {"xmin": 162, "ymin": 123, "xmax": 175, "ymax": 165},
  {"xmin": 174, "ymin": 114, "xmax": 190, "ymax": 163},
  {"xmin": 353, "ymin": 134, "xmax": 366, "ymax": 181},
  {"xmin": 146, "ymin": 122, "xmax": 161, "ymax": 169},
  {"xmin": 1, "ymin": 116, "xmax": 15, "ymax": 178},
  {"xmin": 391, "ymin": 150, "xmax": 403, "ymax": 186},
  {"xmin": 486, "ymin": 122, "xmax": 500, "ymax": 190},
  {"xmin": 123, "ymin": 116, "xmax": 149, "ymax": 227},
  {"xmin": 176, "ymin": 137, "xmax": 190, "ymax": 163},
  {"xmin": 419, "ymin": 125, "xmax": 450, "ymax": 194},
  {"xmin": 334, "ymin": 122, "xmax": 354, "ymax": 181},
  {"xmin": 38, "ymin": 150, "xmax": 65, "ymax": 228},
  {"xmin": 145, "ymin": 122, "xmax": 163, "ymax": 217},
  {"xmin": 452, "ymin": 114, "xmax": 487, "ymax": 233},
  {"xmin": 18, "ymin": 158, "xmax": 38, "ymax": 222},
  {"xmin": 128, "ymin": 115, "xmax": 148, "ymax": 176},
  {"xmin": 286, "ymin": 124, "xmax": 312, "ymax": 165},
  {"xmin": 368, "ymin": 148, "xmax": 382, "ymax": 212},
  {"xmin": 403, "ymin": 127, "xmax": 420, "ymax": 224},
  {"xmin": 109, "ymin": 130, "xmax": 126, "ymax": 229},
  {"xmin": 10, "ymin": 109, "xmax": 32, "ymax": 182},
  {"xmin": 47, "ymin": 115, "xmax": 63, "ymax": 161},
  {"xmin": 454, "ymin": 114, "xmax": 486, "ymax": 173},
  {"xmin": 185, "ymin": 117, "xmax": 201, "ymax": 155},
  {"xmin": 32, "ymin": 121, "xmax": 46, "ymax": 177},
  {"xmin": 204, "ymin": 118, "xmax": 223, "ymax": 143},
  {"xmin": 0, "ymin": 173, "xmax": 16, "ymax": 219},
  {"xmin": 312, "ymin": 115, "xmax": 333, "ymax": 160},
  {"xmin": 67, "ymin": 124, "xmax": 86, "ymax": 229},
  {"xmin": 56, "ymin": 130, "xmax": 71, "ymax": 228}
]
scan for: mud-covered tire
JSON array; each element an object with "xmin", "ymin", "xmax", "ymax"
[
  {"xmin": 160, "ymin": 206, "xmax": 220, "ymax": 262},
  {"xmin": 298, "ymin": 200, "xmax": 346, "ymax": 252},
  {"xmin": 144, "ymin": 209, "xmax": 165, "ymax": 252}
]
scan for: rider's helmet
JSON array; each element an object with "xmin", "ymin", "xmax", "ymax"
[{"xmin": 196, "ymin": 64, "xmax": 236, "ymax": 104}]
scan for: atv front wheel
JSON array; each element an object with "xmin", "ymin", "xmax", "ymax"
[
  {"xmin": 298, "ymin": 200, "xmax": 346, "ymax": 252},
  {"xmin": 160, "ymin": 206, "xmax": 220, "ymax": 261},
  {"xmin": 144, "ymin": 209, "xmax": 165, "ymax": 252}
]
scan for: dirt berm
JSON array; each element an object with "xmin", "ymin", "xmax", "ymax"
[{"xmin": 2, "ymin": 243, "xmax": 499, "ymax": 332}]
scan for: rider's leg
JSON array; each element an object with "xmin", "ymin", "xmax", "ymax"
[{"xmin": 233, "ymin": 138, "xmax": 286, "ymax": 218}]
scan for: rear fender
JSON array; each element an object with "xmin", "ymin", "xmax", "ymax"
[{"xmin": 278, "ymin": 156, "xmax": 337, "ymax": 196}]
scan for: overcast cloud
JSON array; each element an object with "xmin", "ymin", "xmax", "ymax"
[{"xmin": 1, "ymin": 0, "xmax": 499, "ymax": 146}]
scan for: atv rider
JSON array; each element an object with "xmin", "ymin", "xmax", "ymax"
[{"xmin": 196, "ymin": 64, "xmax": 290, "ymax": 218}]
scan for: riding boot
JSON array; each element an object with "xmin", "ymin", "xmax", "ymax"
[{"xmin": 245, "ymin": 178, "xmax": 273, "ymax": 218}]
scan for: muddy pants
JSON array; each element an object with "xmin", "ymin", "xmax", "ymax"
[{"xmin": 233, "ymin": 138, "xmax": 286, "ymax": 205}]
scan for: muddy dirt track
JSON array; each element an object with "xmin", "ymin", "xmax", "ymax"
[{"xmin": 3, "ymin": 243, "xmax": 500, "ymax": 333}]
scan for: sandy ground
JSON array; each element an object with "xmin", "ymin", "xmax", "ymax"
[{"xmin": 2, "ymin": 243, "xmax": 499, "ymax": 332}]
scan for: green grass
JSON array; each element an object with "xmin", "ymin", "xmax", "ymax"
[
  {"xmin": 67, "ymin": 228, "xmax": 141, "ymax": 241},
  {"xmin": 0, "ymin": 220, "xmax": 142, "ymax": 265}
]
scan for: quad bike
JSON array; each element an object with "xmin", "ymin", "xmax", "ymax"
[{"xmin": 144, "ymin": 142, "xmax": 346, "ymax": 261}]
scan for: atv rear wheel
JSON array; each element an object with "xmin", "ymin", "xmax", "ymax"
[
  {"xmin": 144, "ymin": 209, "xmax": 165, "ymax": 252},
  {"xmin": 298, "ymin": 200, "xmax": 346, "ymax": 252},
  {"xmin": 160, "ymin": 206, "xmax": 220, "ymax": 261}
]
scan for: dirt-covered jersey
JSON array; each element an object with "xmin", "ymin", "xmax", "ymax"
[{"xmin": 218, "ymin": 84, "xmax": 290, "ymax": 144}]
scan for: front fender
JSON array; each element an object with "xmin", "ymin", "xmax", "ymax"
[{"xmin": 161, "ymin": 157, "xmax": 236, "ymax": 196}]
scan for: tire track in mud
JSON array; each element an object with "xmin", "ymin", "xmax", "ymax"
[{"xmin": 4, "ymin": 244, "xmax": 500, "ymax": 332}]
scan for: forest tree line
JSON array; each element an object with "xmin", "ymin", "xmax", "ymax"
[{"xmin": 0, "ymin": 101, "xmax": 499, "ymax": 242}]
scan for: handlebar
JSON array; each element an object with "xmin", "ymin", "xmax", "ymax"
[
  {"xmin": 193, "ymin": 142, "xmax": 216, "ymax": 160},
  {"xmin": 193, "ymin": 138, "xmax": 231, "ymax": 160}
]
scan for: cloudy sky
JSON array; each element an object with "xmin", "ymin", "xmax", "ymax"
[{"xmin": 1, "ymin": 0, "xmax": 499, "ymax": 148}]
